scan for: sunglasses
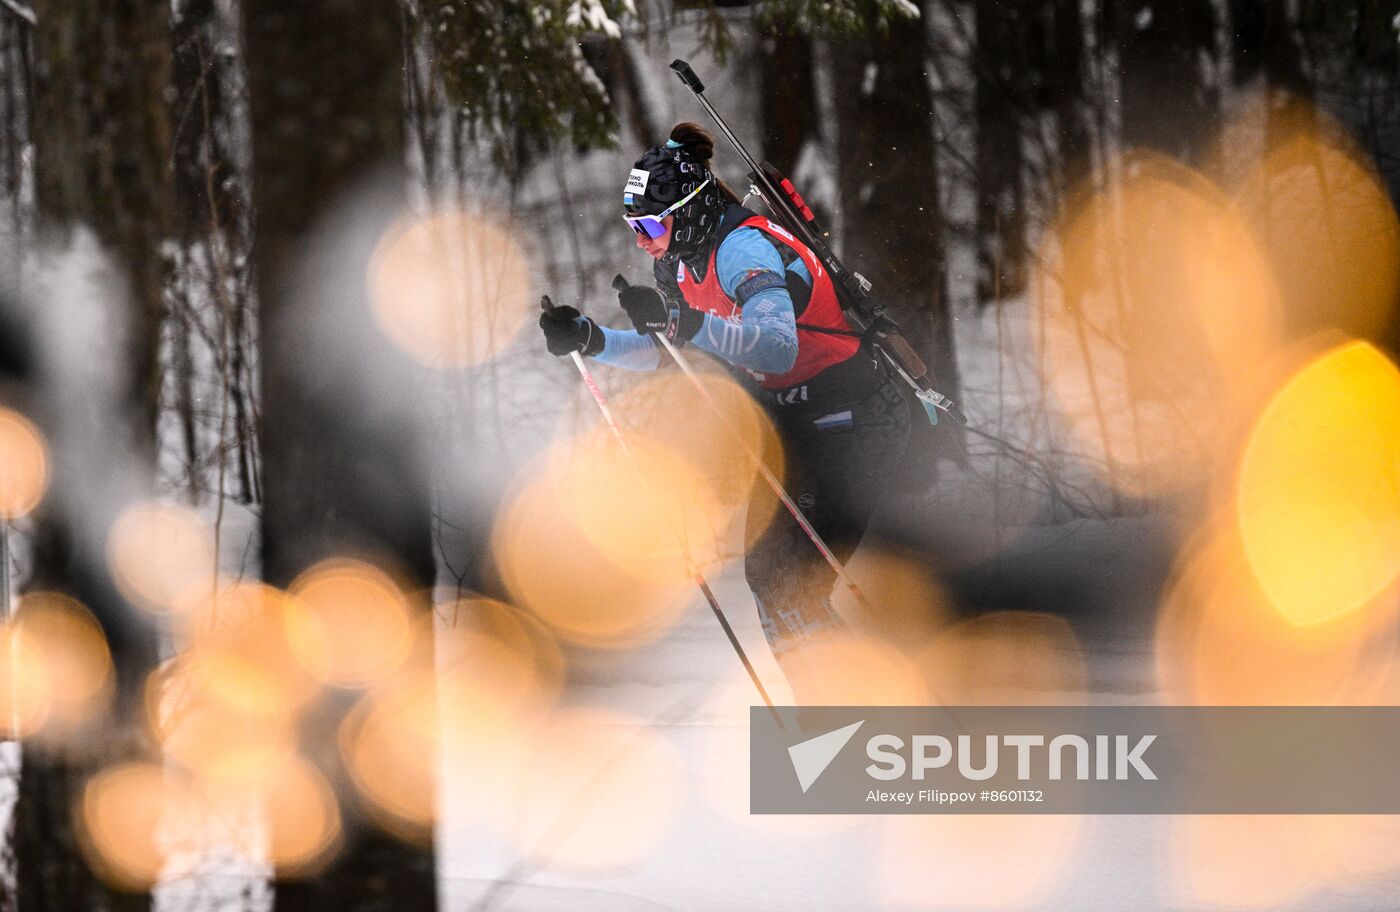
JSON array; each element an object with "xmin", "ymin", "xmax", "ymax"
[{"xmin": 624, "ymin": 178, "xmax": 711, "ymax": 240}]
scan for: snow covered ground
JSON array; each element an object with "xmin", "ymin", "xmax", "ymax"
[{"xmin": 433, "ymin": 518, "xmax": 1400, "ymax": 912}]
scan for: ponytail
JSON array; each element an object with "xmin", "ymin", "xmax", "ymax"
[{"xmin": 668, "ymin": 121, "xmax": 742, "ymax": 205}]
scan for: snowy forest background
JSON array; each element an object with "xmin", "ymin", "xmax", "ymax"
[{"xmin": 0, "ymin": 1, "xmax": 1399, "ymax": 910}]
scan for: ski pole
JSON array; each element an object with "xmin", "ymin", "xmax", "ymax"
[
  {"xmin": 542, "ymin": 297, "xmax": 784, "ymax": 728},
  {"xmin": 610, "ymin": 276, "xmax": 876, "ymax": 617}
]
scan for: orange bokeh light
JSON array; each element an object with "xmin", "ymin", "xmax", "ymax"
[
  {"xmin": 2, "ymin": 592, "xmax": 114, "ymax": 737},
  {"xmin": 830, "ymin": 546, "xmax": 951, "ymax": 646},
  {"xmin": 492, "ymin": 455, "xmax": 692, "ymax": 649},
  {"xmin": 368, "ymin": 209, "xmax": 533, "ymax": 368},
  {"xmin": 0, "ymin": 623, "xmax": 55, "ymax": 738},
  {"xmin": 1236, "ymin": 341, "xmax": 1400, "ymax": 627},
  {"xmin": 435, "ymin": 598, "xmax": 564, "ymax": 741},
  {"xmin": 340, "ymin": 667, "xmax": 440, "ymax": 841},
  {"xmin": 76, "ymin": 762, "xmax": 202, "ymax": 891},
  {"xmin": 178, "ymin": 581, "xmax": 323, "ymax": 715},
  {"xmin": 917, "ymin": 611, "xmax": 1087, "ymax": 705},
  {"xmin": 107, "ymin": 500, "xmax": 215, "ymax": 615},
  {"xmin": 1156, "ymin": 518, "xmax": 1396, "ymax": 705},
  {"xmin": 1034, "ymin": 152, "xmax": 1283, "ymax": 497},
  {"xmin": 549, "ymin": 428, "xmax": 731, "ymax": 579},
  {"xmin": 0, "ymin": 407, "xmax": 48, "ymax": 519},
  {"xmin": 610, "ymin": 367, "xmax": 785, "ymax": 556},
  {"xmin": 149, "ymin": 654, "xmax": 298, "ymax": 788},
  {"xmin": 258, "ymin": 755, "xmax": 342, "ymax": 875},
  {"xmin": 1230, "ymin": 100, "xmax": 1400, "ymax": 342},
  {"xmin": 287, "ymin": 559, "xmax": 416, "ymax": 688}
]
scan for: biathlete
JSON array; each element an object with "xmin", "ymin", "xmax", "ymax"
[{"xmin": 540, "ymin": 122, "xmax": 910, "ymax": 700}]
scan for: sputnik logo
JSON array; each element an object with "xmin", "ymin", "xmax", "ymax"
[{"xmin": 787, "ymin": 720, "xmax": 865, "ymax": 793}]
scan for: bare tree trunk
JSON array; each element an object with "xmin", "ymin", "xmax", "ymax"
[
  {"xmin": 831, "ymin": 2, "xmax": 966, "ymax": 473},
  {"xmin": 758, "ymin": 16, "xmax": 816, "ymax": 174},
  {"xmin": 1113, "ymin": 0, "xmax": 1220, "ymax": 159},
  {"xmin": 618, "ymin": 39, "xmax": 663, "ymax": 148},
  {"xmin": 1228, "ymin": 0, "xmax": 1309, "ymax": 97},
  {"xmin": 30, "ymin": 0, "xmax": 171, "ymax": 440},
  {"xmin": 1050, "ymin": 0, "xmax": 1091, "ymax": 184},
  {"xmin": 243, "ymin": 2, "xmax": 438, "ymax": 909},
  {"xmin": 14, "ymin": 1, "xmax": 173, "ymax": 907},
  {"xmin": 168, "ymin": 0, "xmax": 244, "ymax": 498},
  {"xmin": 172, "ymin": 0, "xmax": 239, "ymax": 240},
  {"xmin": 973, "ymin": 0, "xmax": 1030, "ymax": 305},
  {"xmin": 0, "ymin": 13, "xmax": 30, "ymax": 309}
]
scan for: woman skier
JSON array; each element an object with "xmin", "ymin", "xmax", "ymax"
[{"xmin": 539, "ymin": 122, "xmax": 910, "ymax": 700}]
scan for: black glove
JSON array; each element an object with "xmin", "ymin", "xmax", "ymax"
[
  {"xmin": 539, "ymin": 301, "xmax": 604, "ymax": 357},
  {"xmin": 618, "ymin": 285, "xmax": 703, "ymax": 343}
]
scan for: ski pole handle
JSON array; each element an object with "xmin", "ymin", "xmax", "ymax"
[
  {"xmin": 669, "ymin": 59, "xmax": 704, "ymax": 93},
  {"xmin": 611, "ymin": 273, "xmax": 630, "ymax": 293}
]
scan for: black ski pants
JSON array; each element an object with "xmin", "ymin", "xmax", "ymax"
[{"xmin": 744, "ymin": 371, "xmax": 911, "ymax": 697}]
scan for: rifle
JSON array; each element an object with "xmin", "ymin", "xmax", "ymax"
[{"xmin": 668, "ymin": 59, "xmax": 968, "ymax": 426}]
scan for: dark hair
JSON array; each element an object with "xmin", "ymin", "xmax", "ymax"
[{"xmin": 668, "ymin": 122, "xmax": 742, "ymax": 204}]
